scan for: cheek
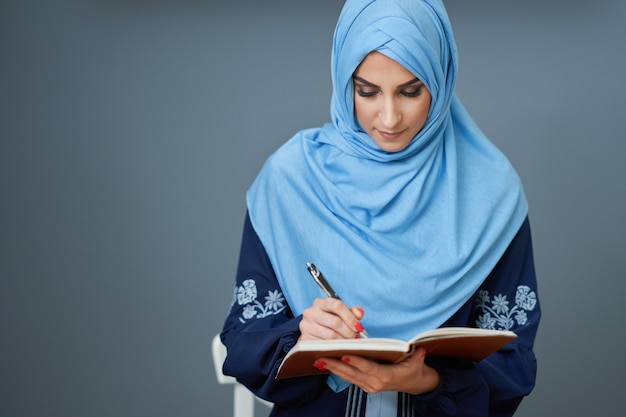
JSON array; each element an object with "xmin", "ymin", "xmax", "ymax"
[
  {"xmin": 411, "ymin": 99, "xmax": 431, "ymax": 127},
  {"xmin": 354, "ymin": 99, "xmax": 374, "ymax": 127},
  {"xmin": 418, "ymin": 106, "xmax": 430, "ymax": 124}
]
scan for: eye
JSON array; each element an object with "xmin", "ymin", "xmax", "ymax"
[
  {"xmin": 356, "ymin": 86, "xmax": 380, "ymax": 98},
  {"xmin": 401, "ymin": 85, "xmax": 423, "ymax": 98}
]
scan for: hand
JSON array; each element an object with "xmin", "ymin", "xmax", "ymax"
[
  {"xmin": 316, "ymin": 347, "xmax": 440, "ymax": 395},
  {"xmin": 298, "ymin": 298, "xmax": 365, "ymax": 341}
]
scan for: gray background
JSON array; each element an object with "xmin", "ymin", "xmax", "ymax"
[{"xmin": 2, "ymin": 0, "xmax": 625, "ymax": 416}]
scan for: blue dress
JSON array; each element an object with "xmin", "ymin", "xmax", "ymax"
[{"xmin": 220, "ymin": 213, "xmax": 540, "ymax": 417}]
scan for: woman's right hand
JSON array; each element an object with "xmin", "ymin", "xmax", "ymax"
[{"xmin": 298, "ymin": 298, "xmax": 365, "ymax": 341}]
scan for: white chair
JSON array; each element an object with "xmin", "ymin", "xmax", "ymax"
[{"xmin": 212, "ymin": 334, "xmax": 273, "ymax": 417}]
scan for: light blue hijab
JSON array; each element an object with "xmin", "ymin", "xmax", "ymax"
[{"xmin": 247, "ymin": 0, "xmax": 527, "ymax": 391}]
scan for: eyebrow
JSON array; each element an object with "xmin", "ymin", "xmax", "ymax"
[{"xmin": 353, "ymin": 75, "xmax": 422, "ymax": 89}]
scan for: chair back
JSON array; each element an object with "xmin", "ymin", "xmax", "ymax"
[{"xmin": 212, "ymin": 334, "xmax": 272, "ymax": 417}]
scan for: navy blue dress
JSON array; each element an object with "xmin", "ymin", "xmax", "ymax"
[{"xmin": 221, "ymin": 213, "xmax": 540, "ymax": 417}]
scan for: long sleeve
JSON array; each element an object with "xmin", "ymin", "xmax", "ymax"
[
  {"xmin": 410, "ymin": 217, "xmax": 540, "ymax": 416},
  {"xmin": 220, "ymin": 213, "xmax": 329, "ymax": 407}
]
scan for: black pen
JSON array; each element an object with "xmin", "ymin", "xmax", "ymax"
[{"xmin": 306, "ymin": 262, "xmax": 368, "ymax": 338}]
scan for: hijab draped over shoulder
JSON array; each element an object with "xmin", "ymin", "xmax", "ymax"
[{"xmin": 247, "ymin": 0, "xmax": 527, "ymax": 383}]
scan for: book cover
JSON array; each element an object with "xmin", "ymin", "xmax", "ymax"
[{"xmin": 276, "ymin": 327, "xmax": 516, "ymax": 379}]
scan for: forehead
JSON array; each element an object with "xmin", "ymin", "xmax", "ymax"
[{"xmin": 353, "ymin": 51, "xmax": 417, "ymax": 83}]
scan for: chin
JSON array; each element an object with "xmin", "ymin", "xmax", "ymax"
[{"xmin": 376, "ymin": 141, "xmax": 411, "ymax": 153}]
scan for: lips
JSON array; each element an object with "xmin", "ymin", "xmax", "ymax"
[{"xmin": 378, "ymin": 129, "xmax": 405, "ymax": 141}]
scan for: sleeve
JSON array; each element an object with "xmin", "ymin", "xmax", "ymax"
[
  {"xmin": 220, "ymin": 212, "xmax": 328, "ymax": 406},
  {"xmin": 410, "ymin": 217, "xmax": 541, "ymax": 417}
]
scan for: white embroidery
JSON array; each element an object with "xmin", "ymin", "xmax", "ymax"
[
  {"xmin": 475, "ymin": 285, "xmax": 537, "ymax": 330},
  {"xmin": 235, "ymin": 279, "xmax": 287, "ymax": 323}
]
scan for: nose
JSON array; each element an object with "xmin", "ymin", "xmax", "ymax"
[{"xmin": 378, "ymin": 97, "xmax": 402, "ymax": 129}]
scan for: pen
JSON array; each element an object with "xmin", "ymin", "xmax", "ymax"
[{"xmin": 306, "ymin": 262, "xmax": 368, "ymax": 338}]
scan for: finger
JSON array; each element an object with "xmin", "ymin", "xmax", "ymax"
[
  {"xmin": 321, "ymin": 356, "xmax": 383, "ymax": 393},
  {"xmin": 413, "ymin": 347, "xmax": 427, "ymax": 360},
  {"xmin": 300, "ymin": 299, "xmax": 358, "ymax": 339},
  {"xmin": 350, "ymin": 305, "xmax": 365, "ymax": 320},
  {"xmin": 314, "ymin": 298, "xmax": 363, "ymax": 338},
  {"xmin": 299, "ymin": 313, "xmax": 346, "ymax": 340},
  {"xmin": 336, "ymin": 355, "xmax": 377, "ymax": 373},
  {"xmin": 318, "ymin": 299, "xmax": 365, "ymax": 338}
]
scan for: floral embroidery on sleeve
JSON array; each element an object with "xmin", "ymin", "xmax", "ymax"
[
  {"xmin": 475, "ymin": 285, "xmax": 537, "ymax": 330},
  {"xmin": 233, "ymin": 279, "xmax": 287, "ymax": 323}
]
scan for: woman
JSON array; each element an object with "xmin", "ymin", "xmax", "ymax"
[{"xmin": 221, "ymin": 0, "xmax": 540, "ymax": 416}]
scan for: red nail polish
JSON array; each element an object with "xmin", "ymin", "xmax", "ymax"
[
  {"xmin": 342, "ymin": 357, "xmax": 351, "ymax": 363},
  {"xmin": 355, "ymin": 322, "xmax": 364, "ymax": 333},
  {"xmin": 355, "ymin": 333, "xmax": 361, "ymax": 339},
  {"xmin": 356, "ymin": 307, "xmax": 365, "ymax": 317},
  {"xmin": 313, "ymin": 360, "xmax": 327, "ymax": 370}
]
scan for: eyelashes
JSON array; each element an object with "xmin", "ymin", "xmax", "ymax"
[
  {"xmin": 355, "ymin": 85, "xmax": 424, "ymax": 98},
  {"xmin": 355, "ymin": 88, "xmax": 378, "ymax": 98},
  {"xmin": 400, "ymin": 86, "xmax": 423, "ymax": 98}
]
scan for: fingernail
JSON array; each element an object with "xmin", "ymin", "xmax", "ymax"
[
  {"xmin": 355, "ymin": 322, "xmax": 364, "ymax": 333},
  {"xmin": 313, "ymin": 360, "xmax": 327, "ymax": 370},
  {"xmin": 355, "ymin": 333, "xmax": 361, "ymax": 339},
  {"xmin": 342, "ymin": 356, "xmax": 351, "ymax": 363},
  {"xmin": 356, "ymin": 307, "xmax": 365, "ymax": 317}
]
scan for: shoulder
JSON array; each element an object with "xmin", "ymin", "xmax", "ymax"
[
  {"xmin": 266, "ymin": 128, "xmax": 321, "ymax": 165},
  {"xmin": 255, "ymin": 127, "xmax": 323, "ymax": 182},
  {"xmin": 247, "ymin": 127, "xmax": 322, "ymax": 209},
  {"xmin": 483, "ymin": 216, "xmax": 537, "ymax": 294}
]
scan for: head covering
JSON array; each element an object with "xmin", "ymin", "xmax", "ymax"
[{"xmin": 247, "ymin": 0, "xmax": 527, "ymax": 391}]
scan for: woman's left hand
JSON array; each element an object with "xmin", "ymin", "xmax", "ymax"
[{"xmin": 316, "ymin": 347, "xmax": 439, "ymax": 395}]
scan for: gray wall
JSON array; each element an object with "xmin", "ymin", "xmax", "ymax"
[{"xmin": 2, "ymin": 1, "xmax": 625, "ymax": 416}]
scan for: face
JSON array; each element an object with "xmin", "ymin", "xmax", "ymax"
[{"xmin": 353, "ymin": 52, "xmax": 431, "ymax": 153}]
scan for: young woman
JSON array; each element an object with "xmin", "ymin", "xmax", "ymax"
[{"xmin": 220, "ymin": 1, "xmax": 540, "ymax": 416}]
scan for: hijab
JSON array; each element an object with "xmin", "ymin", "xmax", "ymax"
[{"xmin": 246, "ymin": 0, "xmax": 528, "ymax": 391}]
